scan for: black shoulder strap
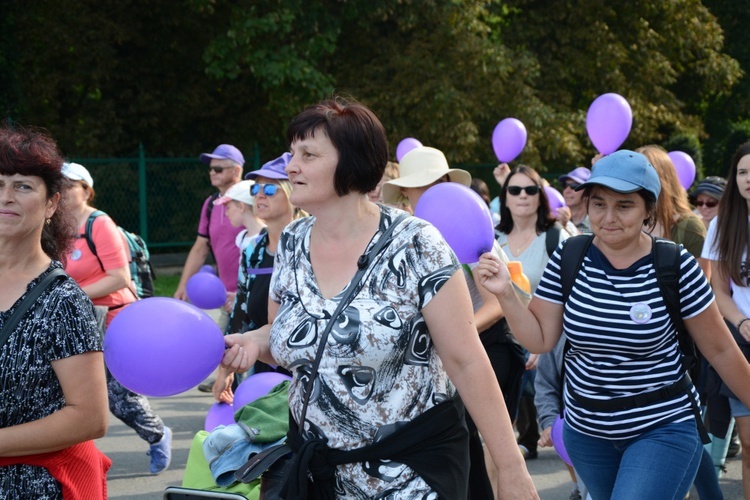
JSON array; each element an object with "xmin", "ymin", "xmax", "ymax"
[
  {"xmin": 84, "ymin": 210, "xmax": 106, "ymax": 271},
  {"xmin": 545, "ymin": 223, "xmax": 562, "ymax": 257},
  {"xmin": 559, "ymin": 234, "xmax": 594, "ymax": 303},
  {"xmin": 652, "ymin": 237, "xmax": 694, "ymax": 369},
  {"xmin": 0, "ymin": 268, "xmax": 67, "ymax": 347}
]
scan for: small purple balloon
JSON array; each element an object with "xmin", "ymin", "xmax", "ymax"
[
  {"xmin": 586, "ymin": 93, "xmax": 632, "ymax": 155},
  {"xmin": 396, "ymin": 137, "xmax": 423, "ymax": 162},
  {"xmin": 104, "ymin": 297, "xmax": 225, "ymax": 397},
  {"xmin": 545, "ymin": 186, "xmax": 566, "ymax": 212},
  {"xmin": 667, "ymin": 151, "xmax": 696, "ymax": 190},
  {"xmin": 492, "ymin": 118, "xmax": 527, "ymax": 163},
  {"xmin": 199, "ymin": 265, "xmax": 216, "ymax": 275},
  {"xmin": 233, "ymin": 372, "xmax": 292, "ymax": 410},
  {"xmin": 205, "ymin": 402, "xmax": 235, "ymax": 432},
  {"xmin": 414, "ymin": 183, "xmax": 495, "ymax": 264},
  {"xmin": 186, "ymin": 272, "xmax": 227, "ymax": 309},
  {"xmin": 551, "ymin": 414, "xmax": 573, "ymax": 467}
]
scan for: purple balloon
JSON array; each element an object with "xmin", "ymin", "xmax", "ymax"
[
  {"xmin": 551, "ymin": 414, "xmax": 573, "ymax": 467},
  {"xmin": 492, "ymin": 118, "xmax": 527, "ymax": 163},
  {"xmin": 199, "ymin": 265, "xmax": 216, "ymax": 275},
  {"xmin": 396, "ymin": 137, "xmax": 423, "ymax": 162},
  {"xmin": 667, "ymin": 151, "xmax": 697, "ymax": 190},
  {"xmin": 545, "ymin": 186, "xmax": 566, "ymax": 211},
  {"xmin": 586, "ymin": 93, "xmax": 632, "ymax": 155},
  {"xmin": 104, "ymin": 297, "xmax": 225, "ymax": 397},
  {"xmin": 186, "ymin": 272, "xmax": 227, "ymax": 309},
  {"xmin": 205, "ymin": 402, "xmax": 235, "ymax": 432},
  {"xmin": 233, "ymin": 372, "xmax": 292, "ymax": 410},
  {"xmin": 414, "ymin": 183, "xmax": 495, "ymax": 264}
]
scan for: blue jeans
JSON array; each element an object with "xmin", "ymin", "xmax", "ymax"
[{"xmin": 564, "ymin": 420, "xmax": 703, "ymax": 499}]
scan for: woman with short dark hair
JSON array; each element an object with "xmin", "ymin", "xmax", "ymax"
[{"xmin": 221, "ymin": 97, "xmax": 538, "ymax": 499}]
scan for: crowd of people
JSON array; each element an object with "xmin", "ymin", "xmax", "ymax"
[{"xmin": 4, "ymin": 94, "xmax": 750, "ymax": 499}]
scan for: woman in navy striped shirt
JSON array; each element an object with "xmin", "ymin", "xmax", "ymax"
[{"xmin": 478, "ymin": 150, "xmax": 750, "ymax": 499}]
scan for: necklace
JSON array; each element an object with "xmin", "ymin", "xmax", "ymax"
[{"xmin": 507, "ymin": 230, "xmax": 537, "ymax": 256}]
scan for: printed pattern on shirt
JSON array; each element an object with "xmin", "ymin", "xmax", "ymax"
[
  {"xmin": 0, "ymin": 263, "xmax": 101, "ymax": 499},
  {"xmin": 269, "ymin": 206, "xmax": 459, "ymax": 497}
]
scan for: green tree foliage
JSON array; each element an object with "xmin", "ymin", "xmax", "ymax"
[{"xmin": 3, "ymin": 0, "xmax": 743, "ymax": 177}]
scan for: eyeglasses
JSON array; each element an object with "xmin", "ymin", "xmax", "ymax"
[
  {"xmin": 507, "ymin": 185, "xmax": 540, "ymax": 196},
  {"xmin": 250, "ymin": 183, "xmax": 279, "ymax": 197},
  {"xmin": 564, "ymin": 182, "xmax": 580, "ymax": 190},
  {"xmin": 209, "ymin": 166, "xmax": 233, "ymax": 173},
  {"xmin": 694, "ymin": 200, "xmax": 718, "ymax": 208}
]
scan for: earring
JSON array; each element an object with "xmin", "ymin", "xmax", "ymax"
[{"xmin": 45, "ymin": 218, "xmax": 51, "ymax": 225}]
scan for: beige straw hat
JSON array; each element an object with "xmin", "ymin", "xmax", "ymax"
[{"xmin": 381, "ymin": 146, "xmax": 471, "ymax": 204}]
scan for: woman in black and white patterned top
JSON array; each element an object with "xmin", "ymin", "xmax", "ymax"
[
  {"xmin": 479, "ymin": 150, "xmax": 750, "ymax": 499},
  {"xmin": 0, "ymin": 126, "xmax": 108, "ymax": 498},
  {"xmin": 219, "ymin": 97, "xmax": 538, "ymax": 499}
]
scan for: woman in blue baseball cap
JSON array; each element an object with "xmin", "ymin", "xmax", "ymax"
[{"xmin": 479, "ymin": 149, "xmax": 750, "ymax": 499}]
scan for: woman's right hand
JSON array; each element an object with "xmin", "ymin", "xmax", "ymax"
[
  {"xmin": 477, "ymin": 252, "xmax": 512, "ymax": 296},
  {"xmin": 221, "ymin": 333, "xmax": 261, "ymax": 374}
]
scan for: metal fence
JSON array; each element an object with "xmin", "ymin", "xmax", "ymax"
[{"xmin": 70, "ymin": 147, "xmax": 561, "ymax": 252}]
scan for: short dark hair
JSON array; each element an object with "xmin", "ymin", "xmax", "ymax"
[
  {"xmin": 0, "ymin": 125, "xmax": 76, "ymax": 262},
  {"xmin": 286, "ymin": 97, "xmax": 388, "ymax": 196}
]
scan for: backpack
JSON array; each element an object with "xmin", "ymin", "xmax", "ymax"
[
  {"xmin": 84, "ymin": 210, "xmax": 156, "ymax": 299},
  {"xmin": 558, "ymin": 234, "xmax": 700, "ymax": 380}
]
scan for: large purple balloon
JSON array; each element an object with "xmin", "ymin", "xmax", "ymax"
[
  {"xmin": 545, "ymin": 186, "xmax": 566, "ymax": 212},
  {"xmin": 396, "ymin": 137, "xmax": 423, "ymax": 162},
  {"xmin": 586, "ymin": 93, "xmax": 632, "ymax": 155},
  {"xmin": 233, "ymin": 372, "xmax": 292, "ymax": 410},
  {"xmin": 667, "ymin": 151, "xmax": 697, "ymax": 190},
  {"xmin": 551, "ymin": 414, "xmax": 573, "ymax": 466},
  {"xmin": 186, "ymin": 272, "xmax": 227, "ymax": 309},
  {"xmin": 492, "ymin": 118, "xmax": 527, "ymax": 163},
  {"xmin": 414, "ymin": 183, "xmax": 495, "ymax": 264},
  {"xmin": 205, "ymin": 402, "xmax": 235, "ymax": 432},
  {"xmin": 104, "ymin": 297, "xmax": 225, "ymax": 397}
]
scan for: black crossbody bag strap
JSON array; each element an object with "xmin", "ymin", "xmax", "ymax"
[
  {"xmin": 0, "ymin": 268, "xmax": 67, "ymax": 348},
  {"xmin": 235, "ymin": 213, "xmax": 408, "ymax": 484}
]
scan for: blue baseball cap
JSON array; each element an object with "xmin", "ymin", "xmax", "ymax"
[
  {"xmin": 245, "ymin": 152, "xmax": 291, "ymax": 180},
  {"xmin": 199, "ymin": 144, "xmax": 245, "ymax": 167},
  {"xmin": 576, "ymin": 150, "xmax": 661, "ymax": 201}
]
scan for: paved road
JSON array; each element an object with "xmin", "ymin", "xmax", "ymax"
[{"xmin": 97, "ymin": 385, "xmax": 744, "ymax": 499}]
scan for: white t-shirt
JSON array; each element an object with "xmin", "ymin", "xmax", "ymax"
[{"xmin": 702, "ymin": 216, "xmax": 750, "ymax": 317}]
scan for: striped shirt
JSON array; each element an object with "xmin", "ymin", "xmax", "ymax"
[{"xmin": 536, "ymin": 239, "xmax": 713, "ymax": 440}]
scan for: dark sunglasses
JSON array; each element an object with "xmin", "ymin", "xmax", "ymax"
[
  {"xmin": 250, "ymin": 183, "xmax": 279, "ymax": 197},
  {"xmin": 694, "ymin": 200, "xmax": 718, "ymax": 208},
  {"xmin": 209, "ymin": 166, "xmax": 233, "ymax": 173},
  {"xmin": 564, "ymin": 182, "xmax": 581, "ymax": 190},
  {"xmin": 507, "ymin": 185, "xmax": 540, "ymax": 196}
]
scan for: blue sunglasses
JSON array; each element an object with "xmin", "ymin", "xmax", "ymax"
[{"xmin": 250, "ymin": 183, "xmax": 279, "ymax": 197}]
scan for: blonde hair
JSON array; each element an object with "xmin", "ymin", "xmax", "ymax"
[
  {"xmin": 636, "ymin": 145, "xmax": 693, "ymax": 235},
  {"xmin": 276, "ymin": 179, "xmax": 308, "ymax": 219}
]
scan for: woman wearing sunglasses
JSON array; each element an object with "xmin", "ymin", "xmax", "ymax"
[
  {"xmin": 496, "ymin": 165, "xmax": 570, "ymax": 463},
  {"xmin": 211, "ymin": 153, "xmax": 304, "ymax": 401},
  {"xmin": 692, "ymin": 176, "xmax": 726, "ymax": 229}
]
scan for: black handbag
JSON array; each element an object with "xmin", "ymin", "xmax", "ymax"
[{"xmin": 234, "ymin": 214, "xmax": 408, "ymax": 485}]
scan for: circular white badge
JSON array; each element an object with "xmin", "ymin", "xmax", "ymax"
[
  {"xmin": 630, "ymin": 303, "xmax": 652, "ymax": 324},
  {"xmin": 70, "ymin": 249, "xmax": 82, "ymax": 261}
]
